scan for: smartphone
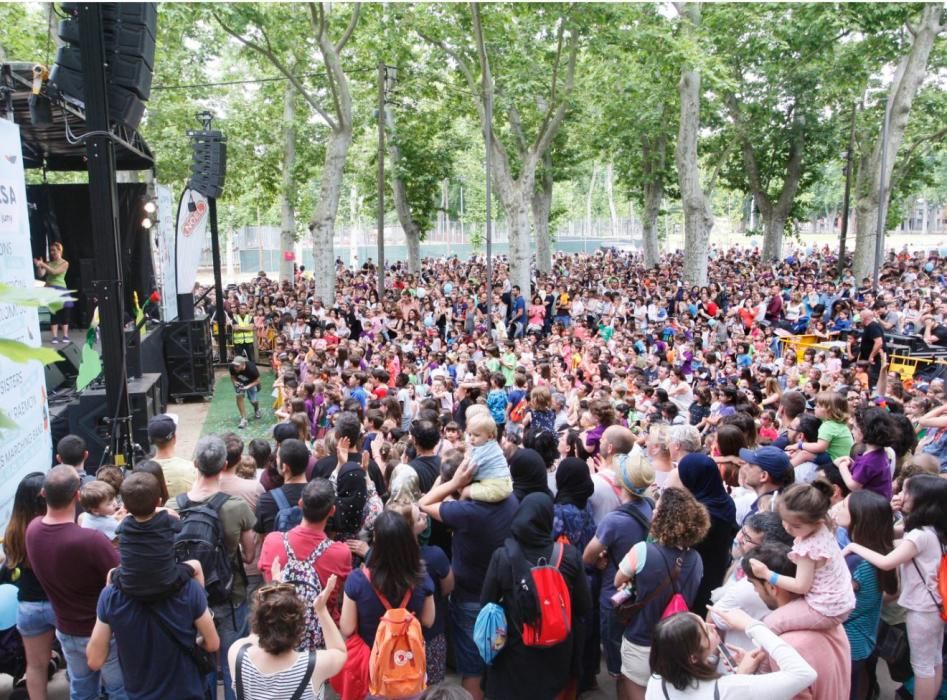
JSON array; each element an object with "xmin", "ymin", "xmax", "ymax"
[{"xmin": 718, "ymin": 643, "xmax": 738, "ymax": 672}]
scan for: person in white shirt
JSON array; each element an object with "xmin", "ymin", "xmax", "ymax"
[{"xmin": 645, "ymin": 607, "xmax": 816, "ymax": 700}]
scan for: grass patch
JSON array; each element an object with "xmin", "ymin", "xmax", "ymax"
[{"xmin": 200, "ymin": 367, "xmax": 278, "ymax": 441}]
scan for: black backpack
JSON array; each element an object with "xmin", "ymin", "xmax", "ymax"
[{"xmin": 175, "ymin": 492, "xmax": 234, "ymax": 607}]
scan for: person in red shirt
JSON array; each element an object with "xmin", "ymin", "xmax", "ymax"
[
  {"xmin": 258, "ymin": 479, "xmax": 352, "ymax": 623},
  {"xmin": 371, "ymin": 368, "xmax": 390, "ymax": 399}
]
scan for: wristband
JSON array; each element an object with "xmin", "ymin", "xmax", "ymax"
[
  {"xmin": 768, "ymin": 572, "xmax": 780, "ymax": 586},
  {"xmin": 797, "ymin": 441, "xmax": 804, "ymax": 451}
]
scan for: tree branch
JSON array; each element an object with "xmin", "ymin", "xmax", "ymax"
[
  {"xmin": 706, "ymin": 138, "xmax": 737, "ymax": 194},
  {"xmin": 726, "ymin": 92, "xmax": 771, "ymax": 216},
  {"xmin": 548, "ymin": 19, "xmax": 565, "ymax": 111},
  {"xmin": 213, "ymin": 9, "xmax": 336, "ymax": 129},
  {"xmin": 898, "ymin": 125, "xmax": 947, "ymax": 167},
  {"xmin": 507, "ymin": 102, "xmax": 529, "ymax": 154},
  {"xmin": 416, "ymin": 30, "xmax": 480, "ymax": 101},
  {"xmin": 335, "ymin": 3, "xmax": 361, "ymax": 53},
  {"xmin": 471, "ymin": 3, "xmax": 499, "ymax": 161},
  {"xmin": 471, "ymin": 2, "xmax": 493, "ymax": 107},
  {"xmin": 309, "ymin": 2, "xmax": 326, "ymax": 41},
  {"xmin": 775, "ymin": 113, "xmax": 806, "ymax": 215},
  {"xmin": 532, "ymin": 28, "xmax": 578, "ymax": 158}
]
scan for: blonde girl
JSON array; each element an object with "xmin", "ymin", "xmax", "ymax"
[
  {"xmin": 528, "ymin": 385, "xmax": 556, "ymax": 433},
  {"xmin": 787, "ymin": 391, "xmax": 852, "ymax": 462}
]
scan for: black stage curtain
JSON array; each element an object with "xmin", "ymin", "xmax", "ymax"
[{"xmin": 27, "ymin": 183, "xmax": 156, "ymax": 328}]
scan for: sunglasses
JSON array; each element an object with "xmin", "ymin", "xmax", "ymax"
[{"xmin": 256, "ymin": 582, "xmax": 296, "ymax": 599}]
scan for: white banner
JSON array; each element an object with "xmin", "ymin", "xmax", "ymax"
[
  {"xmin": 0, "ymin": 119, "xmax": 53, "ymax": 531},
  {"xmin": 175, "ymin": 187, "xmax": 209, "ymax": 294},
  {"xmin": 153, "ymin": 184, "xmax": 178, "ymax": 320}
]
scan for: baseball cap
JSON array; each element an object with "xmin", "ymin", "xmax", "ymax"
[
  {"xmin": 739, "ymin": 446, "xmax": 791, "ymax": 480},
  {"xmin": 231, "ymin": 355, "xmax": 247, "ymax": 366},
  {"xmin": 273, "ymin": 423, "xmax": 297, "ymax": 443},
  {"xmin": 148, "ymin": 414, "xmax": 178, "ymax": 442}
]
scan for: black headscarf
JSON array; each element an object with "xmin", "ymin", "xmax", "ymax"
[
  {"xmin": 677, "ymin": 453, "xmax": 736, "ymax": 526},
  {"xmin": 511, "ymin": 492, "xmax": 555, "ymax": 551},
  {"xmin": 507, "ymin": 492, "xmax": 556, "ymax": 625},
  {"xmin": 554, "ymin": 458, "xmax": 594, "ymax": 509},
  {"xmin": 331, "ymin": 462, "xmax": 368, "ymax": 535},
  {"xmin": 510, "ymin": 448, "xmax": 552, "ymax": 501}
]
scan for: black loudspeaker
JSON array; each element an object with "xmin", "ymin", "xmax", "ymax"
[
  {"xmin": 126, "ymin": 329, "xmax": 143, "ymax": 379},
  {"xmin": 164, "ymin": 319, "xmax": 215, "ymax": 400},
  {"xmin": 57, "ymin": 342, "xmax": 83, "ymax": 375},
  {"xmin": 49, "ymin": 399, "xmax": 76, "ymax": 461},
  {"xmin": 49, "ymin": 3, "xmax": 156, "ymax": 130},
  {"xmin": 885, "ymin": 333, "xmax": 929, "ymax": 355},
  {"xmin": 45, "ymin": 362, "xmax": 66, "ymax": 391},
  {"xmin": 47, "ymin": 342, "xmax": 82, "ymax": 388},
  {"xmin": 68, "ymin": 373, "xmax": 160, "ymax": 467},
  {"xmin": 48, "ymin": 63, "xmax": 145, "ymax": 129},
  {"xmin": 188, "ymin": 130, "xmax": 227, "ymax": 199},
  {"xmin": 164, "ymin": 318, "xmax": 212, "ymax": 358}
]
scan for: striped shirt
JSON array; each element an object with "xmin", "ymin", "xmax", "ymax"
[{"xmin": 235, "ymin": 649, "xmax": 321, "ymax": 700}]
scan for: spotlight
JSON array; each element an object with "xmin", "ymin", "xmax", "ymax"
[
  {"xmin": 141, "ymin": 218, "xmax": 153, "ymax": 229},
  {"xmin": 144, "ymin": 201, "xmax": 156, "ymax": 214}
]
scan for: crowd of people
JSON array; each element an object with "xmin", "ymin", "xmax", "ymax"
[{"xmin": 5, "ymin": 243, "xmax": 947, "ymax": 700}]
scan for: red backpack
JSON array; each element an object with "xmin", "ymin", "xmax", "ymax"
[{"xmin": 521, "ymin": 543, "xmax": 572, "ymax": 647}]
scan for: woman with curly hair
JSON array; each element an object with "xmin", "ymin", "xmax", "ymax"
[
  {"xmin": 228, "ymin": 571, "xmax": 346, "ymax": 700},
  {"xmin": 614, "ymin": 487, "xmax": 710, "ymax": 700}
]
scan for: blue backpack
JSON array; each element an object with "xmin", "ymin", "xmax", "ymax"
[
  {"xmin": 474, "ymin": 602, "xmax": 508, "ymax": 665},
  {"xmin": 271, "ymin": 487, "xmax": 304, "ymax": 532}
]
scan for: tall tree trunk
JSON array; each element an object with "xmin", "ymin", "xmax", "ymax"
[
  {"xmin": 214, "ymin": 4, "xmax": 360, "ymax": 302},
  {"xmin": 491, "ymin": 159, "xmax": 534, "ymax": 295},
  {"xmin": 421, "ymin": 4, "xmax": 577, "ymax": 298},
  {"xmin": 677, "ymin": 84, "xmax": 714, "ymax": 284},
  {"xmin": 348, "ymin": 184, "xmax": 358, "ymax": 268},
  {"xmin": 385, "ymin": 111, "xmax": 422, "ymax": 273},
  {"xmin": 439, "ymin": 180, "xmax": 449, "ymax": 238},
  {"xmin": 605, "ymin": 162, "xmax": 618, "ymax": 236},
  {"xmin": 727, "ymin": 94, "xmax": 805, "ymax": 262},
  {"xmin": 642, "ymin": 179, "xmax": 663, "ymax": 270},
  {"xmin": 585, "ymin": 162, "xmax": 598, "ymax": 239},
  {"xmin": 763, "ymin": 214, "xmax": 787, "ymax": 260},
  {"xmin": 279, "ymin": 82, "xmax": 296, "ymax": 283},
  {"xmin": 853, "ymin": 3, "xmax": 944, "ymax": 281},
  {"xmin": 506, "ymin": 193, "xmax": 533, "ymax": 295},
  {"xmin": 641, "ymin": 134, "xmax": 667, "ymax": 269},
  {"xmin": 310, "ymin": 126, "xmax": 351, "ymax": 302},
  {"xmin": 676, "ymin": 4, "xmax": 714, "ymax": 286},
  {"xmin": 532, "ymin": 151, "xmax": 554, "ymax": 274}
]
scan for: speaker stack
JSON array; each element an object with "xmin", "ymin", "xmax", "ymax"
[
  {"xmin": 164, "ymin": 318, "xmax": 215, "ymax": 401},
  {"xmin": 68, "ymin": 373, "xmax": 161, "ymax": 467},
  {"xmin": 188, "ymin": 130, "xmax": 228, "ymax": 199},
  {"xmin": 49, "ymin": 3, "xmax": 156, "ymax": 129}
]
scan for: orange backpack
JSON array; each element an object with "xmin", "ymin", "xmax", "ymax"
[
  {"xmin": 510, "ymin": 396, "xmax": 529, "ymax": 423},
  {"xmin": 367, "ymin": 573, "xmax": 427, "ymax": 698}
]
